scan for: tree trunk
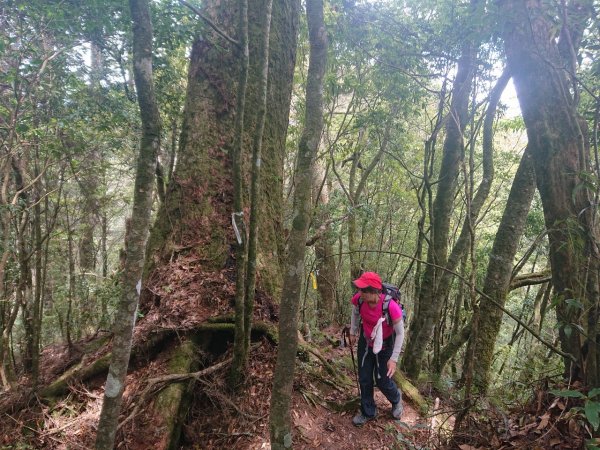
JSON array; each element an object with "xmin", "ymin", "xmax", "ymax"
[
  {"xmin": 412, "ymin": 86, "xmax": 446, "ymax": 322},
  {"xmin": 65, "ymin": 205, "xmax": 76, "ymax": 349},
  {"xmin": 432, "ymin": 69, "xmax": 511, "ymax": 311},
  {"xmin": 467, "ymin": 147, "xmax": 536, "ymax": 394},
  {"xmin": 14, "ymin": 158, "xmax": 34, "ymax": 374},
  {"xmin": 229, "ymin": 0, "xmax": 250, "ymax": 390},
  {"xmin": 257, "ymin": 0, "xmax": 299, "ymax": 297},
  {"xmin": 78, "ymin": 40, "xmax": 103, "ymax": 272},
  {"xmin": 143, "ymin": 0, "xmax": 298, "ymax": 303},
  {"xmin": 30, "ymin": 160, "xmax": 44, "ymax": 386},
  {"xmin": 0, "ymin": 158, "xmax": 16, "ymax": 388},
  {"xmin": 100, "ymin": 213, "xmax": 109, "ymax": 327},
  {"xmin": 94, "ymin": 0, "xmax": 161, "ymax": 446},
  {"xmin": 430, "ymin": 69, "xmax": 511, "ymax": 373},
  {"xmin": 501, "ymin": 0, "xmax": 599, "ymax": 386},
  {"xmin": 312, "ymin": 165, "xmax": 337, "ymax": 326},
  {"xmin": 270, "ymin": 0, "xmax": 325, "ymax": 447},
  {"xmin": 244, "ymin": 0, "xmax": 273, "ymax": 357},
  {"xmin": 402, "ymin": 0, "xmax": 481, "ymax": 379}
]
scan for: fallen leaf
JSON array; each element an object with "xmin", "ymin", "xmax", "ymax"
[
  {"xmin": 549, "ymin": 437, "xmax": 561, "ymax": 446},
  {"xmin": 491, "ymin": 434, "xmax": 500, "ymax": 447},
  {"xmin": 568, "ymin": 418, "xmax": 580, "ymax": 434},
  {"xmin": 536, "ymin": 413, "xmax": 550, "ymax": 430}
]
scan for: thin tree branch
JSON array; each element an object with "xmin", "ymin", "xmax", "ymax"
[
  {"xmin": 118, "ymin": 358, "xmax": 232, "ymax": 430},
  {"xmin": 334, "ymin": 249, "xmax": 576, "ymax": 362},
  {"xmin": 179, "ymin": 0, "xmax": 239, "ymax": 47},
  {"xmin": 305, "ymin": 207, "xmax": 362, "ymax": 246},
  {"xmin": 510, "ymin": 270, "xmax": 552, "ymax": 291}
]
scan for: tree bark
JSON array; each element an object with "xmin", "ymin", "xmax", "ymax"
[
  {"xmin": 312, "ymin": 164, "xmax": 337, "ymax": 326},
  {"xmin": 30, "ymin": 160, "xmax": 43, "ymax": 386},
  {"xmin": 431, "ymin": 69, "xmax": 511, "ymax": 373},
  {"xmin": 501, "ymin": 0, "xmax": 599, "ymax": 386},
  {"xmin": 467, "ymin": 147, "xmax": 536, "ymax": 394},
  {"xmin": 77, "ymin": 41, "xmax": 102, "ymax": 274},
  {"xmin": 402, "ymin": 0, "xmax": 481, "ymax": 379},
  {"xmin": 94, "ymin": 0, "xmax": 160, "ymax": 447},
  {"xmin": 254, "ymin": 0, "xmax": 299, "ymax": 297},
  {"xmin": 432, "ymin": 69, "xmax": 511, "ymax": 311},
  {"xmin": 244, "ymin": 0, "xmax": 273, "ymax": 365},
  {"xmin": 143, "ymin": 0, "xmax": 298, "ymax": 305},
  {"xmin": 229, "ymin": 0, "xmax": 250, "ymax": 389},
  {"xmin": 270, "ymin": 0, "xmax": 325, "ymax": 447}
]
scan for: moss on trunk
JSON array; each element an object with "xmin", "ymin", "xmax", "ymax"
[
  {"xmin": 142, "ymin": 0, "xmax": 298, "ymax": 307},
  {"xmin": 152, "ymin": 340, "xmax": 198, "ymax": 450}
]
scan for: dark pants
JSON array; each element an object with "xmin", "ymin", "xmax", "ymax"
[{"xmin": 357, "ymin": 333, "xmax": 401, "ymax": 418}]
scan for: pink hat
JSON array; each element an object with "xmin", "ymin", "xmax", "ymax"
[{"xmin": 353, "ymin": 272, "xmax": 382, "ymax": 290}]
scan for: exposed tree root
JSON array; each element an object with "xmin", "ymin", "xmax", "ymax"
[
  {"xmin": 39, "ymin": 329, "xmax": 174, "ymax": 400},
  {"xmin": 299, "ymin": 340, "xmax": 351, "ymax": 387},
  {"xmin": 393, "ymin": 370, "xmax": 429, "ymax": 415},
  {"xmin": 118, "ymin": 356, "xmax": 232, "ymax": 431}
]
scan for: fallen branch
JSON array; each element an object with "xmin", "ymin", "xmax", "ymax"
[
  {"xmin": 118, "ymin": 358, "xmax": 232, "ymax": 430},
  {"xmin": 195, "ymin": 377, "xmax": 261, "ymax": 420}
]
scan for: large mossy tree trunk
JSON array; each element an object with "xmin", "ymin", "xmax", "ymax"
[
  {"xmin": 467, "ymin": 147, "xmax": 536, "ymax": 393},
  {"xmin": 143, "ymin": 0, "xmax": 298, "ymax": 303},
  {"xmin": 270, "ymin": 0, "xmax": 325, "ymax": 447},
  {"xmin": 94, "ymin": 0, "xmax": 161, "ymax": 447},
  {"xmin": 402, "ymin": 0, "xmax": 481, "ymax": 380},
  {"xmin": 229, "ymin": 0, "xmax": 250, "ymax": 390},
  {"xmin": 501, "ymin": 0, "xmax": 599, "ymax": 386}
]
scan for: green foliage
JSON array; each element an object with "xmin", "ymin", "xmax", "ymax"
[
  {"xmin": 1, "ymin": 3, "xmax": 598, "ymax": 444},
  {"xmin": 498, "ymin": 115, "xmax": 526, "ymax": 132},
  {"xmin": 550, "ymin": 388, "xmax": 600, "ymax": 433},
  {"xmin": 489, "ymin": 316, "xmax": 563, "ymax": 404}
]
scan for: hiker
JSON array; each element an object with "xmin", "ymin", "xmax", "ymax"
[{"xmin": 350, "ymin": 271, "xmax": 404, "ymax": 426}]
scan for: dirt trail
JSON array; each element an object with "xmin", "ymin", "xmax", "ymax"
[{"xmin": 243, "ymin": 329, "xmax": 432, "ymax": 450}]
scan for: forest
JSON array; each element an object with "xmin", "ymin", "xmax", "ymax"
[{"xmin": 0, "ymin": 0, "xmax": 599, "ymax": 448}]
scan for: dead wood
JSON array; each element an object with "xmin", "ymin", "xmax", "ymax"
[
  {"xmin": 118, "ymin": 355, "xmax": 232, "ymax": 431},
  {"xmin": 39, "ymin": 329, "xmax": 174, "ymax": 400},
  {"xmin": 394, "ymin": 370, "xmax": 429, "ymax": 415}
]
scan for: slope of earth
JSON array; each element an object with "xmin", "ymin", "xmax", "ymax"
[
  {"xmin": 0, "ymin": 256, "xmax": 591, "ymax": 450},
  {"xmin": 177, "ymin": 330, "xmax": 431, "ymax": 450},
  {"xmin": 0, "ymin": 325, "xmax": 431, "ymax": 449}
]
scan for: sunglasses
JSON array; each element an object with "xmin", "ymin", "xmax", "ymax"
[{"xmin": 359, "ymin": 287, "xmax": 378, "ymax": 294}]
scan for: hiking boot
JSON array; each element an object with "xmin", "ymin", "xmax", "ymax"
[
  {"xmin": 352, "ymin": 412, "xmax": 376, "ymax": 426},
  {"xmin": 391, "ymin": 400, "xmax": 403, "ymax": 419}
]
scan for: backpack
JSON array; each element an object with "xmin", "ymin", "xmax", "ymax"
[{"xmin": 357, "ymin": 282, "xmax": 406, "ymax": 326}]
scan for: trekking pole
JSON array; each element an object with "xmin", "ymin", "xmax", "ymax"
[{"xmin": 343, "ymin": 326, "xmax": 361, "ymax": 397}]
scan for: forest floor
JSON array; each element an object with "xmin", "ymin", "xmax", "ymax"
[
  {"xmin": 0, "ymin": 325, "xmax": 433, "ymax": 450},
  {"xmin": 0, "ymin": 265, "xmax": 594, "ymax": 449},
  {"xmin": 0, "ymin": 322, "xmax": 592, "ymax": 449}
]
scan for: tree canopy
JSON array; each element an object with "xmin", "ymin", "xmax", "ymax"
[{"xmin": 0, "ymin": 0, "xmax": 599, "ymax": 448}]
